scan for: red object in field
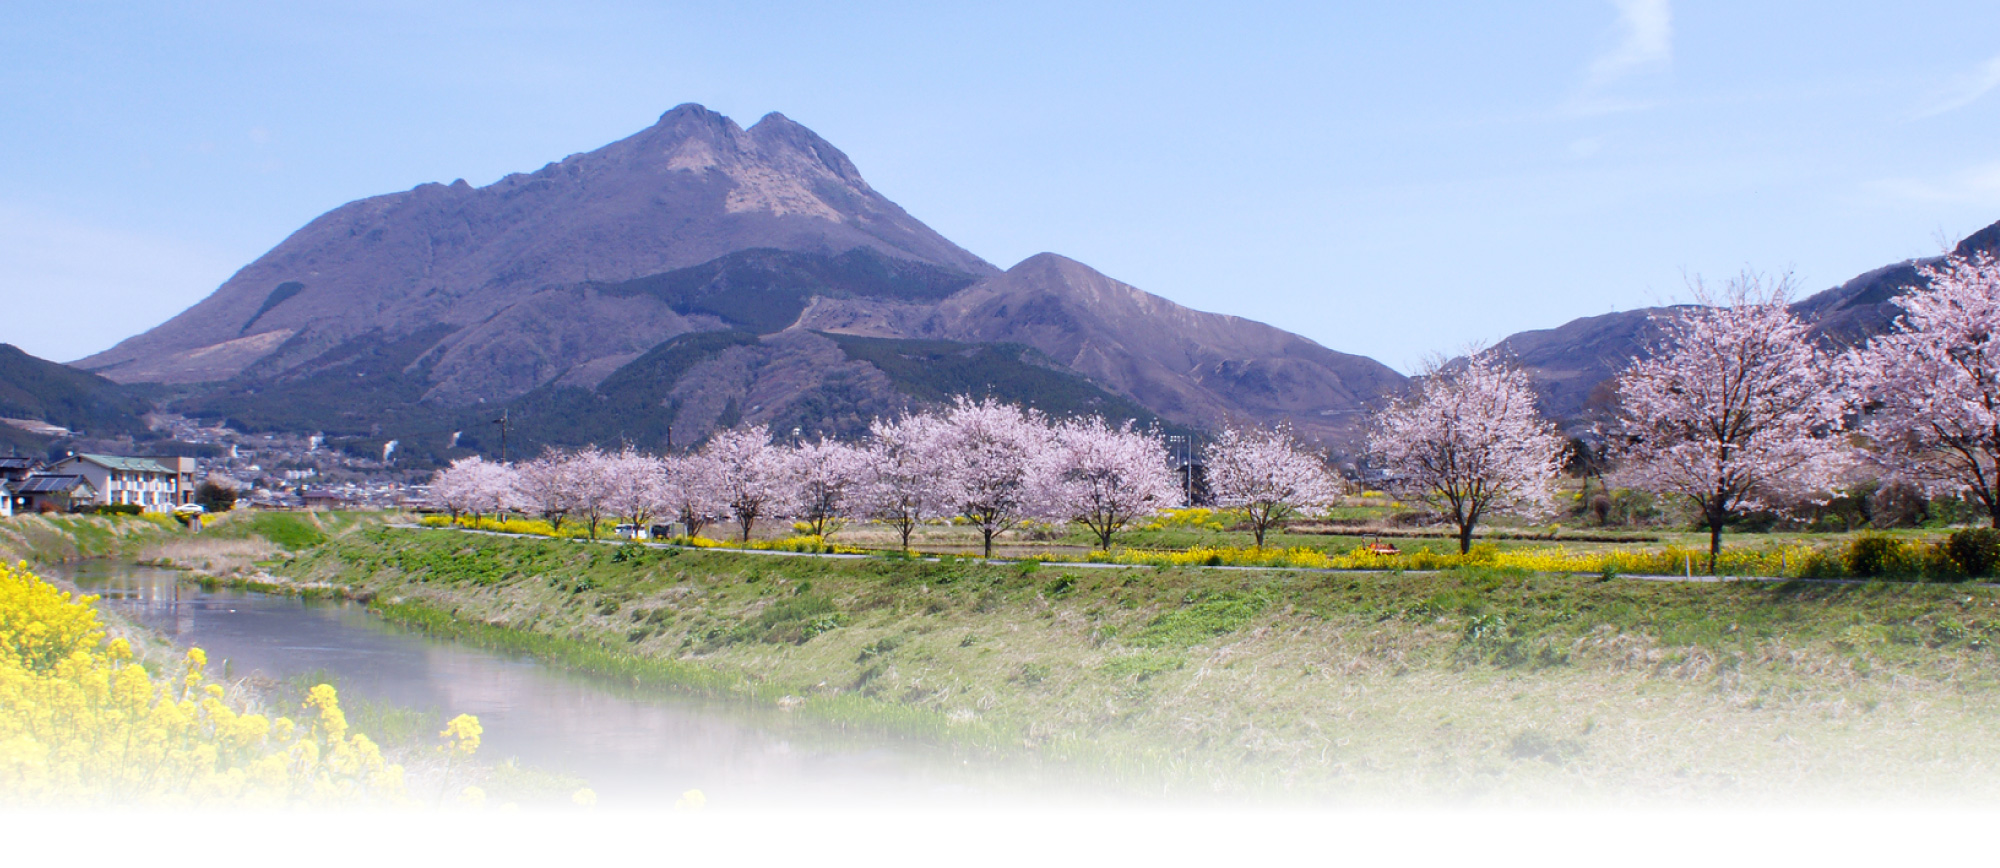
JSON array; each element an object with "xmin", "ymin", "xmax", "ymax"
[{"xmin": 1366, "ymin": 538, "xmax": 1399, "ymax": 555}]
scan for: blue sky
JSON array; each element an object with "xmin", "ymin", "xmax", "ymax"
[{"xmin": 5, "ymin": 1, "xmax": 2000, "ymax": 372}]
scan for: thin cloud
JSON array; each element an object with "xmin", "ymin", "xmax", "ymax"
[
  {"xmin": 1568, "ymin": 0, "xmax": 1673, "ymax": 115},
  {"xmin": 1915, "ymin": 55, "xmax": 2000, "ymax": 118}
]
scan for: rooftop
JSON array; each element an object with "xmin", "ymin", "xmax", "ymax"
[
  {"xmin": 15, "ymin": 474, "xmax": 94, "ymax": 494},
  {"xmin": 63, "ymin": 453, "xmax": 180, "ymax": 474}
]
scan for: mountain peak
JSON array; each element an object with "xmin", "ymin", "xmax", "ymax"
[
  {"xmin": 656, "ymin": 102, "xmax": 730, "ymax": 126},
  {"xmin": 748, "ymin": 111, "xmax": 865, "ymax": 187},
  {"xmin": 79, "ymin": 103, "xmax": 996, "ymax": 387}
]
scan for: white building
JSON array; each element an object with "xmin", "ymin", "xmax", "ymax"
[{"xmin": 46, "ymin": 454, "xmax": 197, "ymax": 512}]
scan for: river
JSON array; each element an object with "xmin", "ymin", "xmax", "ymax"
[{"xmin": 57, "ymin": 561, "xmax": 1075, "ymax": 809}]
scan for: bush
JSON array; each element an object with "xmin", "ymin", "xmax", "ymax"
[
  {"xmin": 195, "ymin": 481, "xmax": 237, "ymax": 513},
  {"xmin": 1843, "ymin": 534, "xmax": 1930, "ymax": 579},
  {"xmin": 1845, "ymin": 535, "xmax": 1898, "ymax": 577},
  {"xmin": 1947, "ymin": 528, "xmax": 2000, "ymax": 578},
  {"xmin": 78, "ymin": 504, "xmax": 142, "ymax": 516}
]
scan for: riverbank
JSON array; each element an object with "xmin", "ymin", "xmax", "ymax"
[
  {"xmin": 271, "ymin": 524, "xmax": 2000, "ymax": 805},
  {"xmin": 0, "ymin": 509, "xmax": 388, "ymax": 572}
]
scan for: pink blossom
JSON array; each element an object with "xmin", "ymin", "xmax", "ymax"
[
  {"xmin": 561, "ymin": 447, "xmax": 622, "ymax": 540},
  {"xmin": 514, "ymin": 450, "xmax": 583, "ymax": 531},
  {"xmin": 603, "ymin": 447, "xmax": 669, "ymax": 530},
  {"xmin": 1202, "ymin": 423, "xmax": 1341, "ymax": 547},
  {"xmin": 787, "ymin": 438, "xmax": 869, "ymax": 538},
  {"xmin": 1613, "ymin": 273, "xmax": 1851, "ymax": 569},
  {"xmin": 661, "ymin": 453, "xmax": 728, "ymax": 538},
  {"xmin": 703, "ymin": 425, "xmax": 792, "ymax": 542},
  {"xmin": 429, "ymin": 456, "xmax": 518, "ymax": 520},
  {"xmin": 1048, "ymin": 417, "xmax": 1179, "ymax": 550},
  {"xmin": 933, "ymin": 397, "xmax": 1061, "ymax": 558},
  {"xmin": 1369, "ymin": 350, "xmax": 1566, "ymax": 554},
  {"xmin": 856, "ymin": 412, "xmax": 950, "ymax": 551},
  {"xmin": 1848, "ymin": 254, "xmax": 2000, "ymax": 527}
]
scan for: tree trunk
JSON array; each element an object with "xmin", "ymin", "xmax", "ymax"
[
  {"xmin": 1458, "ymin": 523, "xmax": 1473, "ymax": 555},
  {"xmin": 739, "ymin": 514, "xmax": 755, "ymax": 543},
  {"xmin": 1707, "ymin": 512, "xmax": 1724, "ymax": 575},
  {"xmin": 981, "ymin": 527, "xmax": 996, "ymax": 558}
]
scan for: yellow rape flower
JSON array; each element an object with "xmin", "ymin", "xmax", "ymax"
[{"xmin": 439, "ymin": 714, "xmax": 482, "ymax": 757}]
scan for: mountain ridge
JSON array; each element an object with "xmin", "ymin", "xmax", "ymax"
[
  {"xmin": 1492, "ymin": 220, "xmax": 2000, "ymax": 428},
  {"xmin": 78, "ymin": 104, "xmax": 1407, "ymax": 460}
]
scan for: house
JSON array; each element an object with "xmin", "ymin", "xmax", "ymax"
[
  {"xmin": 0, "ymin": 456, "xmax": 41, "ymax": 486},
  {"xmin": 300, "ymin": 489, "xmax": 347, "ymax": 510},
  {"xmin": 45, "ymin": 453, "xmax": 197, "ymax": 513},
  {"xmin": 12, "ymin": 474, "xmax": 99, "ymax": 514},
  {"xmin": 0, "ymin": 479, "xmax": 12, "ymax": 518}
]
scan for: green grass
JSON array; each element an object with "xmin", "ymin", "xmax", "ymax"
[
  {"xmin": 245, "ymin": 512, "xmax": 327, "ymax": 549},
  {"xmin": 272, "ymin": 526, "xmax": 2000, "ymax": 802}
]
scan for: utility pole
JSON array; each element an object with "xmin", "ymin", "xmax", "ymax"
[
  {"xmin": 493, "ymin": 409, "xmax": 510, "ymax": 463},
  {"xmin": 1167, "ymin": 435, "xmax": 1192, "ymax": 507}
]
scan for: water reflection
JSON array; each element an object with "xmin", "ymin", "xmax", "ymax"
[{"xmin": 54, "ymin": 561, "xmax": 1058, "ymax": 808}]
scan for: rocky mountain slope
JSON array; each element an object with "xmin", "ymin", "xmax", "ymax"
[
  {"xmin": 1494, "ymin": 220, "xmax": 2000, "ymax": 428},
  {"xmin": 78, "ymin": 104, "xmax": 1407, "ymax": 461}
]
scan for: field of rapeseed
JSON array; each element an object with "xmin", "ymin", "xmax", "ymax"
[{"xmin": 0, "ymin": 560, "xmax": 475, "ymax": 806}]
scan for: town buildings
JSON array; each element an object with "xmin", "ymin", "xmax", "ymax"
[{"xmin": 45, "ymin": 453, "xmax": 196, "ymax": 512}]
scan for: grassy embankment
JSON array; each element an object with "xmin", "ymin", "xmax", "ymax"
[
  {"xmin": 0, "ymin": 509, "xmax": 385, "ymax": 576},
  {"xmin": 285, "ymin": 523, "xmax": 2000, "ymax": 804}
]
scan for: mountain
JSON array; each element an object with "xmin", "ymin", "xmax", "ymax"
[
  {"xmin": 1496, "ymin": 220, "xmax": 2000, "ymax": 428},
  {"xmin": 81, "ymin": 104, "xmax": 1406, "ymax": 462},
  {"xmin": 0, "ymin": 343, "xmax": 153, "ymax": 451},
  {"xmin": 798, "ymin": 252, "xmax": 1402, "ymax": 443},
  {"xmin": 81, "ymin": 104, "xmax": 993, "ymax": 395}
]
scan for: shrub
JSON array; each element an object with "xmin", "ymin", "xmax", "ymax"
[
  {"xmin": 1947, "ymin": 528, "xmax": 2000, "ymax": 578},
  {"xmin": 195, "ymin": 481, "xmax": 238, "ymax": 513},
  {"xmin": 78, "ymin": 504, "xmax": 143, "ymax": 516},
  {"xmin": 1844, "ymin": 534, "xmax": 1929, "ymax": 579}
]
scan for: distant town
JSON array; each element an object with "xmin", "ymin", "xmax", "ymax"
[{"xmin": 3, "ymin": 412, "xmax": 429, "ymax": 516}]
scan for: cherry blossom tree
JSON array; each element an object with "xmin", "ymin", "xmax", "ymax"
[
  {"xmin": 1203, "ymin": 423, "xmax": 1342, "ymax": 547},
  {"xmin": 661, "ymin": 453, "xmax": 727, "ymax": 539},
  {"xmin": 934, "ymin": 397, "xmax": 1060, "ymax": 558},
  {"xmin": 604, "ymin": 447, "xmax": 669, "ymax": 532},
  {"xmin": 463, "ymin": 459, "xmax": 520, "ymax": 519},
  {"xmin": 857, "ymin": 412, "xmax": 949, "ymax": 552},
  {"xmin": 704, "ymin": 425, "xmax": 792, "ymax": 542},
  {"xmin": 514, "ymin": 450, "xmax": 582, "ymax": 531},
  {"xmin": 560, "ymin": 447, "xmax": 623, "ymax": 541},
  {"xmin": 1049, "ymin": 417, "xmax": 1179, "ymax": 550},
  {"xmin": 1613, "ymin": 273, "xmax": 1851, "ymax": 570},
  {"xmin": 1368, "ymin": 351, "xmax": 1568, "ymax": 554},
  {"xmin": 787, "ymin": 438, "xmax": 869, "ymax": 537},
  {"xmin": 1849, "ymin": 254, "xmax": 2000, "ymax": 527},
  {"xmin": 431, "ymin": 457, "xmax": 495, "ymax": 521}
]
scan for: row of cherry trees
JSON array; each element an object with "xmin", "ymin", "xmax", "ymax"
[
  {"xmin": 1365, "ymin": 253, "xmax": 2000, "ymax": 568},
  {"xmin": 431, "ymin": 396, "xmax": 1344, "ymax": 555},
  {"xmin": 436, "ymin": 254, "xmax": 2000, "ymax": 564}
]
